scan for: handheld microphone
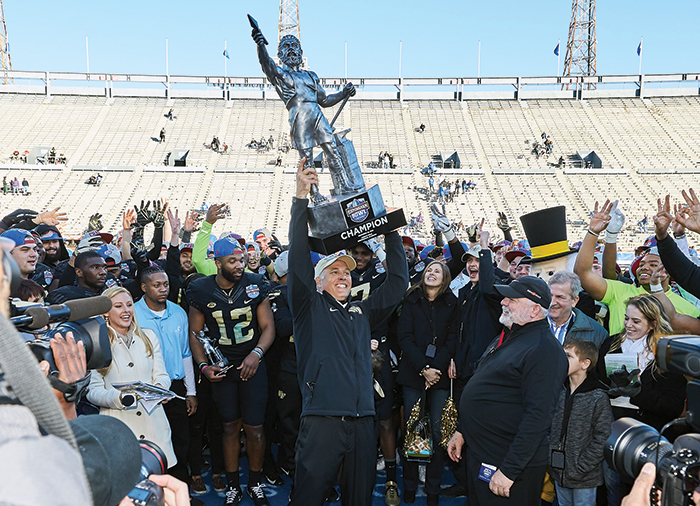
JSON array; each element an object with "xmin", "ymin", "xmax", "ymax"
[{"xmin": 12, "ymin": 296, "xmax": 113, "ymax": 330}]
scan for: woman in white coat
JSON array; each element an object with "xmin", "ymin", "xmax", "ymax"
[{"xmin": 87, "ymin": 286, "xmax": 177, "ymax": 467}]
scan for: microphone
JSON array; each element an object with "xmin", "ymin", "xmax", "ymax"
[{"xmin": 12, "ymin": 296, "xmax": 113, "ymax": 330}]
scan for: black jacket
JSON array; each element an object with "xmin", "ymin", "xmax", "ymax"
[
  {"xmin": 271, "ymin": 283, "xmax": 296, "ymax": 375},
  {"xmin": 288, "ymin": 197, "xmax": 409, "ymax": 417},
  {"xmin": 458, "ymin": 318, "xmax": 568, "ymax": 481},
  {"xmin": 456, "ymin": 248, "xmax": 503, "ymax": 379},
  {"xmin": 598, "ymin": 335, "xmax": 687, "ymax": 431},
  {"xmin": 396, "ymin": 287, "xmax": 458, "ymax": 391},
  {"xmin": 657, "ymin": 234, "xmax": 700, "ymax": 298}
]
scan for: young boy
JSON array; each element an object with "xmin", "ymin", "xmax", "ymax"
[{"xmin": 549, "ymin": 338, "xmax": 613, "ymax": 506}]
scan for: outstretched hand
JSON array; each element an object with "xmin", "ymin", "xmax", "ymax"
[
  {"xmin": 167, "ymin": 208, "xmax": 181, "ymax": 236},
  {"xmin": 36, "ymin": 207, "xmax": 68, "ymax": 227},
  {"xmin": 675, "ymin": 188, "xmax": 700, "ymax": 234},
  {"xmin": 205, "ymin": 203, "xmax": 228, "ymax": 225},
  {"xmin": 654, "ymin": 195, "xmax": 674, "ymax": 240},
  {"xmin": 183, "ymin": 210, "xmax": 199, "ymax": 233},
  {"xmin": 588, "ymin": 200, "xmax": 614, "ymax": 234}
]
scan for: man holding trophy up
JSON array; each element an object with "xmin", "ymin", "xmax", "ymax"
[{"xmin": 287, "ymin": 157, "xmax": 408, "ymax": 505}]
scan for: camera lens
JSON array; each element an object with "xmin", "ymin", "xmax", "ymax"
[
  {"xmin": 45, "ymin": 317, "xmax": 112, "ymax": 370},
  {"xmin": 606, "ymin": 418, "xmax": 675, "ymax": 480},
  {"xmin": 138, "ymin": 441, "xmax": 168, "ymax": 482}
]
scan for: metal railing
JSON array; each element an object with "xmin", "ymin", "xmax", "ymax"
[{"xmin": 0, "ymin": 70, "xmax": 698, "ymax": 101}]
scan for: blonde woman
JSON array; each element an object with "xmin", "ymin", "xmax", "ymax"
[
  {"xmin": 87, "ymin": 286, "xmax": 176, "ymax": 467},
  {"xmin": 598, "ymin": 293, "xmax": 687, "ymax": 430}
]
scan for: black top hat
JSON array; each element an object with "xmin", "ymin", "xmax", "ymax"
[{"xmin": 519, "ymin": 206, "xmax": 577, "ymax": 264}]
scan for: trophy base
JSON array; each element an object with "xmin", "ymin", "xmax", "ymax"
[{"xmin": 307, "ymin": 185, "xmax": 407, "ymax": 254}]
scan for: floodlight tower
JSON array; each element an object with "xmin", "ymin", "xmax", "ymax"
[
  {"xmin": 0, "ymin": 0, "xmax": 12, "ymax": 84},
  {"xmin": 562, "ymin": 0, "xmax": 597, "ymax": 89},
  {"xmin": 278, "ymin": 0, "xmax": 301, "ymax": 45}
]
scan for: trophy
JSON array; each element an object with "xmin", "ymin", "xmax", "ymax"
[
  {"xmin": 249, "ymin": 14, "xmax": 407, "ymax": 254},
  {"xmin": 194, "ymin": 330, "xmax": 234, "ymax": 374}
]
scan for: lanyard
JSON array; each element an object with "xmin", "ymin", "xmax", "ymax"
[{"xmin": 497, "ymin": 330, "xmax": 506, "ymax": 348}]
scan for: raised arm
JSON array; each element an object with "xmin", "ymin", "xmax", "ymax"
[
  {"xmin": 361, "ymin": 231, "xmax": 409, "ymax": 326},
  {"xmin": 252, "ymin": 24, "xmax": 285, "ymax": 85},
  {"xmin": 574, "ymin": 200, "xmax": 613, "ymax": 301},
  {"xmin": 656, "ymin": 194, "xmax": 700, "ymax": 298},
  {"xmin": 288, "ymin": 159, "xmax": 319, "ymax": 315}
]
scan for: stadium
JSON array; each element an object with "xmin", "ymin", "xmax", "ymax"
[
  {"xmin": 1, "ymin": 71, "xmax": 700, "ymax": 255},
  {"xmin": 3, "ymin": 1, "xmax": 700, "ymax": 505}
]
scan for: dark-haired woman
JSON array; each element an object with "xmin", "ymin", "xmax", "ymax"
[{"xmin": 397, "ymin": 261, "xmax": 458, "ymax": 505}]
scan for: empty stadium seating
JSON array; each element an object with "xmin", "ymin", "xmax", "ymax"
[{"xmin": 0, "ymin": 92, "xmax": 699, "ymax": 254}]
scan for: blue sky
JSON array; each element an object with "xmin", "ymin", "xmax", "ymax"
[{"xmin": 4, "ymin": 0, "xmax": 699, "ymax": 78}]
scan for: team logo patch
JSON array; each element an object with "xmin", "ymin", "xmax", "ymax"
[
  {"xmin": 348, "ymin": 306, "xmax": 363, "ymax": 315},
  {"xmin": 278, "ymin": 390, "xmax": 286, "ymax": 399},
  {"xmin": 105, "ymin": 278, "xmax": 117, "ymax": 288},
  {"xmin": 415, "ymin": 261, "xmax": 425, "ymax": 272},
  {"xmin": 121, "ymin": 262, "xmax": 130, "ymax": 272},
  {"xmin": 246, "ymin": 284, "xmax": 260, "ymax": 299},
  {"xmin": 207, "ymin": 302, "xmax": 217, "ymax": 308},
  {"xmin": 44, "ymin": 270, "xmax": 53, "ymax": 284},
  {"xmin": 258, "ymin": 265, "xmax": 266, "ymax": 274},
  {"xmin": 376, "ymin": 264, "xmax": 386, "ymax": 274}
]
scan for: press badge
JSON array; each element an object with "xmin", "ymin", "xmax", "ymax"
[{"xmin": 478, "ymin": 463, "xmax": 498, "ymax": 483}]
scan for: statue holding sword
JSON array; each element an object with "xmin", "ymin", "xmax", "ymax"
[{"xmin": 249, "ymin": 15, "xmax": 363, "ymax": 204}]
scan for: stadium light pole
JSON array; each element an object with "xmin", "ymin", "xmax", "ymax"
[
  {"xmin": 85, "ymin": 36, "xmax": 89, "ymax": 74},
  {"xmin": 344, "ymin": 41, "xmax": 347, "ymax": 81}
]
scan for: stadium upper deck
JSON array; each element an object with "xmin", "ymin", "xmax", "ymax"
[{"xmin": 0, "ymin": 70, "xmax": 699, "ymax": 252}]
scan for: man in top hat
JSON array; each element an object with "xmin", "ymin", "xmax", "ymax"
[
  {"xmin": 518, "ymin": 206, "xmax": 578, "ymax": 282},
  {"xmin": 447, "ymin": 276, "xmax": 568, "ymax": 506}
]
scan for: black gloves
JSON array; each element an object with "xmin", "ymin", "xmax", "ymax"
[
  {"xmin": 1, "ymin": 208, "xmax": 38, "ymax": 229},
  {"xmin": 606, "ymin": 365, "xmax": 643, "ymax": 398}
]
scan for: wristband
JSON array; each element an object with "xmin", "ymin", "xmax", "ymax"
[
  {"xmin": 251, "ymin": 347, "xmax": 264, "ymax": 362},
  {"xmin": 605, "ymin": 231, "xmax": 618, "ymax": 244},
  {"xmin": 198, "ymin": 362, "xmax": 207, "ymax": 371},
  {"xmin": 674, "ymin": 233, "xmax": 686, "ymax": 240},
  {"xmin": 200, "ymin": 364, "xmax": 210, "ymax": 374},
  {"xmin": 587, "ymin": 229, "xmax": 600, "ymax": 238},
  {"xmin": 650, "ymin": 283, "xmax": 664, "ymax": 293}
]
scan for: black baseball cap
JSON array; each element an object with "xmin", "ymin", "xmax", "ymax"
[
  {"xmin": 494, "ymin": 276, "xmax": 552, "ymax": 308},
  {"xmin": 70, "ymin": 414, "xmax": 142, "ymax": 506}
]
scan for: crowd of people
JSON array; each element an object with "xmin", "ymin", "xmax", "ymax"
[{"xmin": 3, "ymin": 156, "xmax": 700, "ymax": 506}]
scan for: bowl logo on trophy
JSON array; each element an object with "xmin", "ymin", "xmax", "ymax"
[
  {"xmin": 249, "ymin": 14, "xmax": 406, "ymax": 254},
  {"xmin": 345, "ymin": 197, "xmax": 372, "ymax": 224}
]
